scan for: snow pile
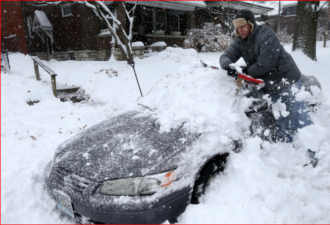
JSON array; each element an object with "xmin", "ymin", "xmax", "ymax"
[
  {"xmin": 150, "ymin": 41, "xmax": 167, "ymax": 47},
  {"xmin": 158, "ymin": 47, "xmax": 199, "ymax": 64},
  {"xmin": 132, "ymin": 41, "xmax": 144, "ymax": 47},
  {"xmin": 180, "ymin": 137, "xmax": 330, "ymax": 223},
  {"xmin": 139, "ymin": 60, "xmax": 240, "ymax": 135},
  {"xmin": 295, "ymin": 85, "xmax": 324, "ymax": 105},
  {"xmin": 296, "ymin": 124, "xmax": 328, "ymax": 150},
  {"xmin": 178, "ymin": 43, "xmax": 330, "ymax": 224}
]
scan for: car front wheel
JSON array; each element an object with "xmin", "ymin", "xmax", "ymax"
[{"xmin": 190, "ymin": 154, "xmax": 228, "ymax": 204}]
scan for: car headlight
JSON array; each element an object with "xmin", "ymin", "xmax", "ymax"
[{"xmin": 98, "ymin": 170, "xmax": 175, "ymax": 196}]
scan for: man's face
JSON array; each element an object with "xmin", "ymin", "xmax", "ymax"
[{"xmin": 238, "ymin": 24, "xmax": 252, "ymax": 39}]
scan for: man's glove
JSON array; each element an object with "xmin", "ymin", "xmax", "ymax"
[
  {"xmin": 225, "ymin": 65, "xmax": 238, "ymax": 80},
  {"xmin": 241, "ymin": 66, "xmax": 248, "ymax": 75}
]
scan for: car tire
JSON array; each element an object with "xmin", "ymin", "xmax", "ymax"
[{"xmin": 190, "ymin": 154, "xmax": 228, "ymax": 204}]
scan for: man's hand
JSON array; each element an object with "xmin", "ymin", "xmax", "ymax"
[{"xmin": 225, "ymin": 65, "xmax": 238, "ymax": 80}]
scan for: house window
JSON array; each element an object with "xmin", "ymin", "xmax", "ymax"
[
  {"xmin": 106, "ymin": 49, "xmax": 111, "ymax": 58},
  {"xmin": 61, "ymin": 3, "xmax": 72, "ymax": 17},
  {"xmin": 285, "ymin": 7, "xmax": 291, "ymax": 16},
  {"xmin": 155, "ymin": 11, "xmax": 166, "ymax": 31},
  {"xmin": 280, "ymin": 22, "xmax": 289, "ymax": 31},
  {"xmin": 292, "ymin": 6, "xmax": 297, "ymax": 15},
  {"xmin": 68, "ymin": 52, "xmax": 75, "ymax": 60},
  {"xmin": 142, "ymin": 9, "xmax": 153, "ymax": 34},
  {"xmin": 142, "ymin": 9, "xmax": 167, "ymax": 34},
  {"xmin": 27, "ymin": 16, "xmax": 34, "ymax": 38}
]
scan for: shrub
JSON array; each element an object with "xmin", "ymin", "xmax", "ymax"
[
  {"xmin": 276, "ymin": 30, "xmax": 293, "ymax": 45},
  {"xmin": 184, "ymin": 26, "xmax": 232, "ymax": 52}
]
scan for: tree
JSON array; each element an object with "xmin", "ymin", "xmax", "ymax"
[
  {"xmin": 33, "ymin": 1, "xmax": 143, "ymax": 96},
  {"xmin": 82, "ymin": 1, "xmax": 137, "ymax": 64},
  {"xmin": 205, "ymin": 4, "xmax": 237, "ymax": 36},
  {"xmin": 324, "ymin": 1, "xmax": 330, "ymax": 48},
  {"xmin": 275, "ymin": 1, "xmax": 281, "ymax": 34},
  {"xmin": 292, "ymin": 1, "xmax": 321, "ymax": 61},
  {"xmin": 81, "ymin": 1, "xmax": 143, "ymax": 96}
]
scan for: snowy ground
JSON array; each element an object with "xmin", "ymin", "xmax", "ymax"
[{"xmin": 1, "ymin": 42, "xmax": 330, "ymax": 224}]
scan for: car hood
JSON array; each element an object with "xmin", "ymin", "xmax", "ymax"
[{"xmin": 53, "ymin": 111, "xmax": 198, "ymax": 182}]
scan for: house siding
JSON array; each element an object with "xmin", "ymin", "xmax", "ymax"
[
  {"xmin": 21, "ymin": 2, "xmax": 110, "ymax": 61},
  {"xmin": 1, "ymin": 1, "xmax": 28, "ymax": 54},
  {"xmin": 22, "ymin": 2, "xmax": 103, "ymax": 52}
]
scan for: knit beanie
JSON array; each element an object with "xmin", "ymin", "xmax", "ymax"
[{"xmin": 233, "ymin": 10, "xmax": 256, "ymax": 37}]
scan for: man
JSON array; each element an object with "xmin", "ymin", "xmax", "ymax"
[{"xmin": 220, "ymin": 10, "xmax": 317, "ymax": 166}]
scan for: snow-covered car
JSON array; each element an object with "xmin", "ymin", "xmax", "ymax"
[
  {"xmin": 44, "ymin": 111, "xmax": 230, "ymax": 224},
  {"xmin": 44, "ymin": 72, "xmax": 323, "ymax": 224}
]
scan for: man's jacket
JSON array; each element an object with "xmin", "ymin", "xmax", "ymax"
[{"xmin": 220, "ymin": 24, "xmax": 301, "ymax": 94}]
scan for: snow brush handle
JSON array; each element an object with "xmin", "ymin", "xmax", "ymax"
[
  {"xmin": 237, "ymin": 73, "xmax": 264, "ymax": 84},
  {"xmin": 200, "ymin": 60, "xmax": 264, "ymax": 84}
]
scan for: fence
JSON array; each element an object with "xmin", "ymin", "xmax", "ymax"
[{"xmin": 2, "ymin": 35, "xmax": 20, "ymax": 53}]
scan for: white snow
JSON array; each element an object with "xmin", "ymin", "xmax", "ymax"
[
  {"xmin": 2, "ymin": 41, "xmax": 330, "ymax": 224},
  {"xmin": 150, "ymin": 41, "xmax": 167, "ymax": 47},
  {"xmin": 34, "ymin": 10, "xmax": 53, "ymax": 29},
  {"xmin": 272, "ymin": 100, "xmax": 289, "ymax": 119},
  {"xmin": 180, "ymin": 1, "xmax": 206, "ymax": 8},
  {"xmin": 3, "ymin": 34, "xmax": 17, "ymax": 39},
  {"xmin": 132, "ymin": 41, "xmax": 145, "ymax": 47},
  {"xmin": 97, "ymin": 30, "xmax": 110, "ymax": 37}
]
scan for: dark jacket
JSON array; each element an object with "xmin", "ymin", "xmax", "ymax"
[{"xmin": 220, "ymin": 24, "xmax": 301, "ymax": 94}]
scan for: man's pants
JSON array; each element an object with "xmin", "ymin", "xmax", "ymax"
[{"xmin": 270, "ymin": 80, "xmax": 313, "ymax": 143}]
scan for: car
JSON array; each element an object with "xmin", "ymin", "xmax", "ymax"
[
  {"xmin": 45, "ymin": 74, "xmax": 322, "ymax": 224},
  {"xmin": 44, "ymin": 110, "xmax": 231, "ymax": 224}
]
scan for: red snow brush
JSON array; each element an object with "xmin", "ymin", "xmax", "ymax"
[{"xmin": 200, "ymin": 60, "xmax": 264, "ymax": 84}]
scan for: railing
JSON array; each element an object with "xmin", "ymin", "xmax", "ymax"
[
  {"xmin": 31, "ymin": 56, "xmax": 57, "ymax": 97},
  {"xmin": 1, "ymin": 50, "xmax": 10, "ymax": 72}
]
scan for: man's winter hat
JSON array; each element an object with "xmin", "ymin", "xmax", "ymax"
[{"xmin": 233, "ymin": 10, "xmax": 256, "ymax": 37}]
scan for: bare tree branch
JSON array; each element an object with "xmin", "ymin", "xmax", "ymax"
[{"xmin": 318, "ymin": 1, "xmax": 329, "ymax": 12}]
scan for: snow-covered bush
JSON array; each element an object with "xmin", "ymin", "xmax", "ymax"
[
  {"xmin": 276, "ymin": 29, "xmax": 293, "ymax": 45},
  {"xmin": 184, "ymin": 27, "xmax": 232, "ymax": 52},
  {"xmin": 158, "ymin": 47, "xmax": 198, "ymax": 64}
]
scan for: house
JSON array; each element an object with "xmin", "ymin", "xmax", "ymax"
[
  {"xmin": 21, "ymin": 1, "xmax": 108, "ymax": 61},
  {"xmin": 267, "ymin": 2, "xmax": 298, "ymax": 35},
  {"xmin": 18, "ymin": 1, "xmax": 208, "ymax": 61},
  {"xmin": 267, "ymin": 2, "xmax": 330, "ymax": 40},
  {"xmin": 196, "ymin": 1, "xmax": 274, "ymax": 35},
  {"xmin": 1, "ymin": 1, "xmax": 28, "ymax": 54},
  {"xmin": 1, "ymin": 1, "xmax": 274, "ymax": 62}
]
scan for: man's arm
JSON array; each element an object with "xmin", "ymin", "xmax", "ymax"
[
  {"xmin": 220, "ymin": 39, "xmax": 241, "ymax": 70},
  {"xmin": 247, "ymin": 32, "xmax": 281, "ymax": 78}
]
